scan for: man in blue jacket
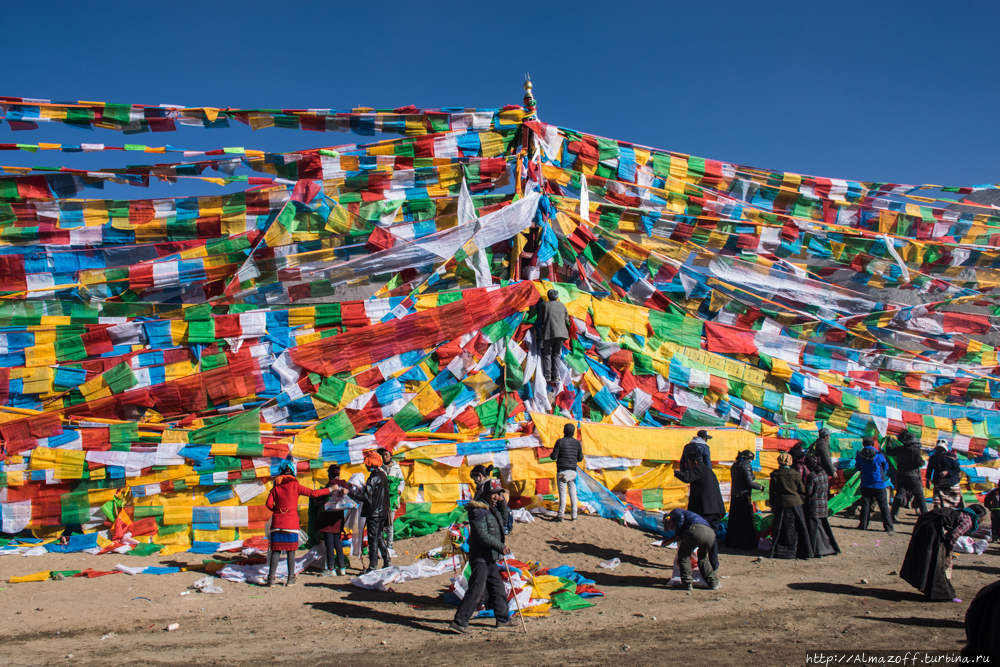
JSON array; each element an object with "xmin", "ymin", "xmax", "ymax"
[
  {"xmin": 663, "ymin": 508, "xmax": 720, "ymax": 591},
  {"xmin": 856, "ymin": 437, "xmax": 895, "ymax": 533}
]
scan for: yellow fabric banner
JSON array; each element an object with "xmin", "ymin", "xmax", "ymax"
[{"xmin": 531, "ymin": 412, "xmax": 751, "ymax": 461}]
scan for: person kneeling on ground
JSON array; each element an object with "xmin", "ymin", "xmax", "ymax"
[
  {"xmin": 900, "ymin": 504, "xmax": 987, "ymax": 601},
  {"xmin": 551, "ymin": 423, "xmax": 583, "ymax": 521},
  {"xmin": 662, "ymin": 508, "xmax": 720, "ymax": 591},
  {"xmin": 450, "ymin": 479, "xmax": 517, "ymax": 634}
]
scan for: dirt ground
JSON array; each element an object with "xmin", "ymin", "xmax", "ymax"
[{"xmin": 1, "ymin": 510, "xmax": 995, "ymax": 667}]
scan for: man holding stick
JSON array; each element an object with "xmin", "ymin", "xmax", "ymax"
[{"xmin": 450, "ymin": 479, "xmax": 518, "ymax": 633}]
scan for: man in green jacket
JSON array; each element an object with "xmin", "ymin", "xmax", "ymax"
[{"xmin": 450, "ymin": 480, "xmax": 517, "ymax": 633}]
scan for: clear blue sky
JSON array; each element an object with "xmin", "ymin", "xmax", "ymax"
[{"xmin": 3, "ymin": 1, "xmax": 998, "ymax": 200}]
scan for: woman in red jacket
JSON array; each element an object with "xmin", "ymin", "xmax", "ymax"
[{"xmin": 265, "ymin": 462, "xmax": 332, "ymax": 586}]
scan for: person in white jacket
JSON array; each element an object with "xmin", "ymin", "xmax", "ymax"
[{"xmin": 379, "ymin": 448, "xmax": 405, "ymax": 552}]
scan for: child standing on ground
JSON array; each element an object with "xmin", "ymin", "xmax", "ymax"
[
  {"xmin": 315, "ymin": 464, "xmax": 352, "ymax": 575},
  {"xmin": 265, "ymin": 461, "xmax": 332, "ymax": 586}
]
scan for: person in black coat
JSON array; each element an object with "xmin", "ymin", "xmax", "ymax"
[
  {"xmin": 551, "ymin": 423, "xmax": 584, "ymax": 521},
  {"xmin": 900, "ymin": 505, "xmax": 986, "ymax": 600},
  {"xmin": 887, "ymin": 431, "xmax": 926, "ymax": 520},
  {"xmin": 962, "ymin": 579, "xmax": 1000, "ymax": 663},
  {"xmin": 926, "ymin": 443, "xmax": 964, "ymax": 509},
  {"xmin": 348, "ymin": 451, "xmax": 391, "ymax": 573},
  {"xmin": 727, "ymin": 450, "xmax": 764, "ymax": 550},
  {"xmin": 450, "ymin": 479, "xmax": 515, "ymax": 633},
  {"xmin": 674, "ymin": 454, "xmax": 725, "ymax": 570}
]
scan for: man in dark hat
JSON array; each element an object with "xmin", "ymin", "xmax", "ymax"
[
  {"xmin": 533, "ymin": 289, "xmax": 570, "ymax": 384},
  {"xmin": 470, "ymin": 464, "xmax": 491, "ymax": 490},
  {"xmin": 679, "ymin": 430, "xmax": 712, "ymax": 473},
  {"xmin": 450, "ymin": 479, "xmax": 516, "ymax": 633},
  {"xmin": 807, "ymin": 428, "xmax": 836, "ymax": 478},
  {"xmin": 887, "ymin": 431, "xmax": 926, "ymax": 520}
]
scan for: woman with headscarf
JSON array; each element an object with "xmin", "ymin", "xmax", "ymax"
[
  {"xmin": 804, "ymin": 455, "xmax": 840, "ymax": 556},
  {"xmin": 900, "ymin": 504, "xmax": 987, "ymax": 600},
  {"xmin": 727, "ymin": 450, "xmax": 764, "ymax": 550},
  {"xmin": 789, "ymin": 442, "xmax": 810, "ymax": 486},
  {"xmin": 265, "ymin": 461, "xmax": 333, "ymax": 586},
  {"xmin": 768, "ymin": 451, "xmax": 814, "ymax": 559}
]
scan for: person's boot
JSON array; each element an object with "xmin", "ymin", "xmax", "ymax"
[
  {"xmin": 285, "ymin": 574, "xmax": 297, "ymax": 586},
  {"xmin": 266, "ymin": 573, "xmax": 277, "ymax": 587}
]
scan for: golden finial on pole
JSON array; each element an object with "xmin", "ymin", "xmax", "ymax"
[{"xmin": 523, "ymin": 73, "xmax": 536, "ymax": 117}]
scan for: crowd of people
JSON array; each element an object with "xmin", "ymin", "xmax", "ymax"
[
  {"xmin": 255, "ymin": 292, "xmax": 997, "ymax": 654},
  {"xmin": 263, "ymin": 447, "xmax": 406, "ymax": 586}
]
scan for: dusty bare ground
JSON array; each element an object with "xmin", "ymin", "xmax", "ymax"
[{"xmin": 1, "ymin": 511, "xmax": 995, "ymax": 667}]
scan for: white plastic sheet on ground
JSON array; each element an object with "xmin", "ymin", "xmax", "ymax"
[
  {"xmin": 351, "ymin": 555, "xmax": 463, "ymax": 591},
  {"xmin": 217, "ymin": 544, "xmax": 326, "ymax": 584}
]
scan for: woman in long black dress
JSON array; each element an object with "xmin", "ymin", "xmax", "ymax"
[
  {"xmin": 727, "ymin": 450, "xmax": 763, "ymax": 550},
  {"xmin": 769, "ymin": 451, "xmax": 814, "ymax": 559},
  {"xmin": 803, "ymin": 455, "xmax": 840, "ymax": 556}
]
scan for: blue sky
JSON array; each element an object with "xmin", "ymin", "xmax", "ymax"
[{"xmin": 2, "ymin": 1, "xmax": 998, "ymax": 199}]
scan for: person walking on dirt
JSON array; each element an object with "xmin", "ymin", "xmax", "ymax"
[
  {"xmin": 534, "ymin": 289, "xmax": 570, "ymax": 384},
  {"xmin": 265, "ymin": 461, "xmax": 333, "ymax": 586},
  {"xmin": 348, "ymin": 450, "xmax": 391, "ymax": 573},
  {"xmin": 927, "ymin": 442, "xmax": 964, "ymax": 509},
  {"xmin": 887, "ymin": 431, "xmax": 926, "ymax": 520},
  {"xmin": 856, "ymin": 437, "xmax": 894, "ymax": 533},
  {"xmin": 450, "ymin": 479, "xmax": 516, "ymax": 633},
  {"xmin": 551, "ymin": 423, "xmax": 583, "ymax": 521},
  {"xmin": 662, "ymin": 508, "xmax": 720, "ymax": 591}
]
